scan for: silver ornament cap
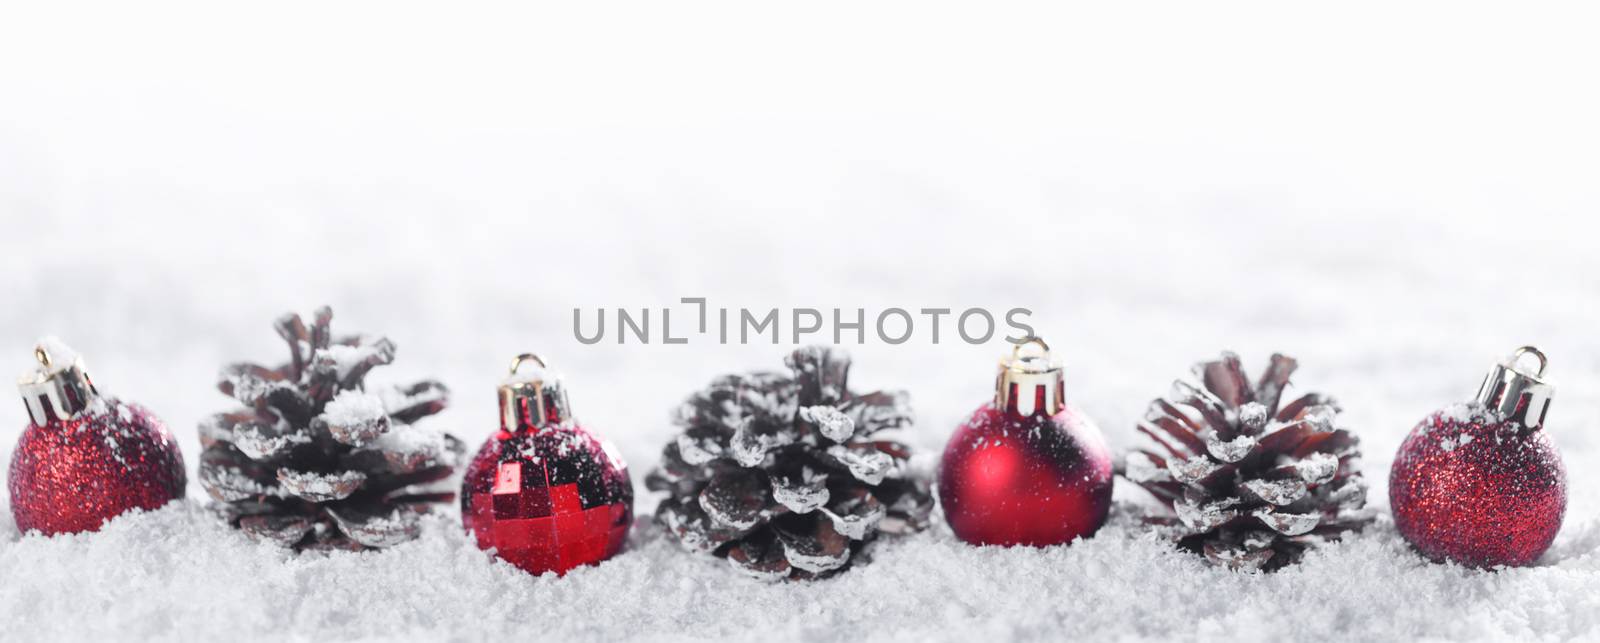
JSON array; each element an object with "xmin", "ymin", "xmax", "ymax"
[
  {"xmin": 1473, "ymin": 346, "xmax": 1553, "ymax": 430},
  {"xmin": 995, "ymin": 336, "xmax": 1065, "ymax": 417},
  {"xmin": 17, "ymin": 337, "xmax": 100, "ymax": 427},
  {"xmin": 499, "ymin": 353, "xmax": 571, "ymax": 431}
]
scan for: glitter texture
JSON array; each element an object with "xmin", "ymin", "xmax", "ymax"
[
  {"xmin": 1389, "ymin": 410, "xmax": 1566, "ymax": 568},
  {"xmin": 8, "ymin": 400, "xmax": 187, "ymax": 535},
  {"xmin": 939, "ymin": 403, "xmax": 1113, "ymax": 547},
  {"xmin": 461, "ymin": 424, "xmax": 633, "ymax": 575}
]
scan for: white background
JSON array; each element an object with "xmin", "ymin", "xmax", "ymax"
[{"xmin": 2, "ymin": 2, "xmax": 1599, "ymax": 641}]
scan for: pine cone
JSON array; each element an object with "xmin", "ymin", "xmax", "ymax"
[
  {"xmin": 197, "ymin": 306, "xmax": 464, "ymax": 551},
  {"xmin": 646, "ymin": 346, "xmax": 933, "ymax": 580},
  {"xmin": 1121, "ymin": 352, "xmax": 1370, "ymax": 571}
]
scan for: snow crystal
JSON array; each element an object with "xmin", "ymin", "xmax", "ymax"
[
  {"xmin": 1438, "ymin": 433, "xmax": 1475, "ymax": 452},
  {"xmin": 1122, "ymin": 452, "xmax": 1171, "ymax": 483},
  {"xmin": 198, "ymin": 466, "xmax": 279, "ymax": 501},
  {"xmin": 276, "ymin": 469, "xmax": 366, "ymax": 502},
  {"xmin": 770, "ymin": 469, "xmax": 830, "ymax": 514},
  {"xmin": 83, "ymin": 396, "xmax": 112, "ymax": 418},
  {"xmin": 220, "ymin": 368, "xmax": 293, "ymax": 407},
  {"xmin": 1168, "ymin": 455, "xmax": 1222, "ymax": 485},
  {"xmin": 1204, "ymin": 434, "xmax": 1256, "ymax": 463},
  {"xmin": 1437, "ymin": 402, "xmax": 1500, "ymax": 425},
  {"xmin": 1294, "ymin": 452, "xmax": 1339, "ymax": 484},
  {"xmin": 675, "ymin": 433, "xmax": 723, "ymax": 465},
  {"xmin": 825, "ymin": 445, "xmax": 893, "ymax": 485},
  {"xmin": 1237, "ymin": 402, "xmax": 1269, "ymax": 430},
  {"xmin": 729, "ymin": 419, "xmax": 788, "ymax": 468},
  {"xmin": 231, "ymin": 422, "xmax": 311, "ymax": 460},
  {"xmin": 317, "ymin": 341, "xmax": 388, "ymax": 381},
  {"xmin": 799, "ymin": 405, "xmax": 855, "ymax": 443},
  {"xmin": 364, "ymin": 423, "xmax": 445, "ymax": 458},
  {"xmin": 379, "ymin": 384, "xmax": 447, "ymax": 414},
  {"xmin": 1241, "ymin": 478, "xmax": 1308, "ymax": 506},
  {"xmin": 822, "ymin": 503, "xmax": 885, "ymax": 540},
  {"xmin": 1175, "ymin": 496, "xmax": 1239, "ymax": 532},
  {"xmin": 322, "ymin": 390, "xmax": 388, "ymax": 427},
  {"xmin": 1253, "ymin": 508, "xmax": 1321, "ymax": 536}
]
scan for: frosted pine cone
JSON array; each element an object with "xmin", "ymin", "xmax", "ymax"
[
  {"xmin": 647, "ymin": 347, "xmax": 933, "ymax": 580},
  {"xmin": 1122, "ymin": 353, "xmax": 1370, "ymax": 571},
  {"xmin": 197, "ymin": 306, "xmax": 463, "ymax": 550}
]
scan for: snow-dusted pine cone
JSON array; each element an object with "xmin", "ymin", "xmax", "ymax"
[
  {"xmin": 646, "ymin": 346, "xmax": 933, "ymax": 580},
  {"xmin": 1122, "ymin": 353, "xmax": 1370, "ymax": 571},
  {"xmin": 197, "ymin": 306, "xmax": 464, "ymax": 551}
]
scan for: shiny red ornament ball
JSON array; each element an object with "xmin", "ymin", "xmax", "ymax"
[
  {"xmin": 461, "ymin": 354, "xmax": 632, "ymax": 575},
  {"xmin": 1390, "ymin": 408, "xmax": 1566, "ymax": 568},
  {"xmin": 10, "ymin": 403, "xmax": 186, "ymax": 536},
  {"xmin": 939, "ymin": 339, "xmax": 1113, "ymax": 547},
  {"xmin": 1390, "ymin": 348, "xmax": 1567, "ymax": 568}
]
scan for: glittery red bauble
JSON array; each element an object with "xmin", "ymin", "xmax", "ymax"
[
  {"xmin": 461, "ymin": 423, "xmax": 633, "ymax": 575},
  {"xmin": 1390, "ymin": 408, "xmax": 1566, "ymax": 568},
  {"xmin": 8, "ymin": 400, "xmax": 187, "ymax": 535},
  {"xmin": 939, "ymin": 403, "xmax": 1113, "ymax": 547}
]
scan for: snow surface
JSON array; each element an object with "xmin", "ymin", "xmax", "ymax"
[{"xmin": 4, "ymin": 3, "xmax": 1600, "ymax": 641}]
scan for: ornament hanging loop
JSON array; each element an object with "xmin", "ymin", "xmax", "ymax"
[
  {"xmin": 1013, "ymin": 336, "xmax": 1051, "ymax": 360},
  {"xmin": 509, "ymin": 353, "xmax": 547, "ymax": 375},
  {"xmin": 1474, "ymin": 346, "xmax": 1554, "ymax": 430},
  {"xmin": 1509, "ymin": 346, "xmax": 1548, "ymax": 378},
  {"xmin": 499, "ymin": 352, "xmax": 570, "ymax": 432},
  {"xmin": 996, "ymin": 336, "xmax": 1066, "ymax": 417}
]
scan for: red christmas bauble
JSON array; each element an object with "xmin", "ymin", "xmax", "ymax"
[
  {"xmin": 461, "ymin": 354, "xmax": 633, "ymax": 575},
  {"xmin": 938, "ymin": 339, "xmax": 1113, "ymax": 547},
  {"xmin": 1390, "ymin": 348, "xmax": 1567, "ymax": 568},
  {"xmin": 8, "ymin": 342, "xmax": 186, "ymax": 535}
]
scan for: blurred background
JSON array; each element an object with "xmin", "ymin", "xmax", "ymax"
[{"xmin": 2, "ymin": 1, "xmax": 1598, "ymax": 518}]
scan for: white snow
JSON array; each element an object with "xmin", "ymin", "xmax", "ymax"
[
  {"xmin": 1241, "ymin": 478, "xmax": 1307, "ymax": 506},
  {"xmin": 771, "ymin": 470, "xmax": 831, "ymax": 514},
  {"xmin": 314, "ymin": 342, "xmax": 384, "ymax": 380},
  {"xmin": 1204, "ymin": 434, "xmax": 1256, "ymax": 463},
  {"xmin": 1252, "ymin": 509, "xmax": 1321, "ymax": 537},
  {"xmin": 361, "ymin": 423, "xmax": 446, "ymax": 459},
  {"xmin": 322, "ymin": 391, "xmax": 389, "ymax": 428},
  {"xmin": 1293, "ymin": 452, "xmax": 1340, "ymax": 485},
  {"xmin": 5, "ymin": 4, "xmax": 1600, "ymax": 640},
  {"xmin": 824, "ymin": 446, "xmax": 894, "ymax": 486},
  {"xmin": 801, "ymin": 405, "xmax": 856, "ymax": 443},
  {"xmin": 1122, "ymin": 452, "xmax": 1170, "ymax": 484}
]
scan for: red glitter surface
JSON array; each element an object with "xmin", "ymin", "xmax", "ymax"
[
  {"xmin": 939, "ymin": 403, "xmax": 1114, "ymax": 547},
  {"xmin": 8, "ymin": 400, "xmax": 187, "ymax": 535},
  {"xmin": 461, "ymin": 423, "xmax": 633, "ymax": 575},
  {"xmin": 1390, "ymin": 409, "xmax": 1566, "ymax": 568}
]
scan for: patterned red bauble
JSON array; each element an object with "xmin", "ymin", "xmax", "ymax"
[
  {"xmin": 939, "ymin": 338, "xmax": 1113, "ymax": 547},
  {"xmin": 8, "ymin": 339, "xmax": 186, "ymax": 535},
  {"xmin": 462, "ymin": 354, "xmax": 633, "ymax": 575},
  {"xmin": 1390, "ymin": 347, "xmax": 1567, "ymax": 568}
]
